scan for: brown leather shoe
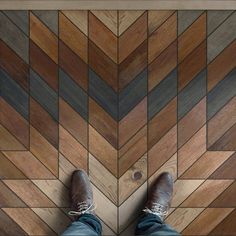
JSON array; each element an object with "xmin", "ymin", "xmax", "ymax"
[
  {"xmin": 69, "ymin": 170, "xmax": 95, "ymax": 217},
  {"xmin": 143, "ymin": 172, "xmax": 173, "ymax": 221}
]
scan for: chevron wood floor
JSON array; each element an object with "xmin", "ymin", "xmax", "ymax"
[{"xmin": 0, "ymin": 10, "xmax": 236, "ymax": 235}]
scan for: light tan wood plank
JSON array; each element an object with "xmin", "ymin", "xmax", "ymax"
[
  {"xmin": 181, "ymin": 180, "xmax": 234, "ymax": 207},
  {"xmin": 89, "ymin": 154, "xmax": 117, "ymax": 204},
  {"xmin": 172, "ymin": 180, "xmax": 204, "ymax": 207},
  {"xmin": 3, "ymin": 180, "xmax": 56, "ymax": 207},
  {"xmin": 182, "ymin": 208, "xmax": 234, "ymax": 235},
  {"xmin": 119, "ymin": 154, "xmax": 147, "ymax": 205},
  {"xmin": 61, "ymin": 10, "xmax": 88, "ymax": 35},
  {"xmin": 3, "ymin": 208, "xmax": 56, "ymax": 235},
  {"xmin": 33, "ymin": 180, "xmax": 70, "ymax": 207},
  {"xmin": 178, "ymin": 125, "xmax": 206, "ymax": 176}
]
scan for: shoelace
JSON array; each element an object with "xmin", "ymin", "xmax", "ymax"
[
  {"xmin": 143, "ymin": 203, "xmax": 168, "ymax": 219},
  {"xmin": 68, "ymin": 201, "xmax": 96, "ymax": 216}
]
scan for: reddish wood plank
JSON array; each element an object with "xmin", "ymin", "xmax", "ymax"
[
  {"xmin": 60, "ymin": 98, "xmax": 87, "ymax": 148},
  {"xmin": 148, "ymin": 98, "xmax": 176, "ymax": 149},
  {"xmin": 148, "ymin": 12, "xmax": 177, "ymax": 63},
  {"xmin": 30, "ymin": 12, "xmax": 58, "ymax": 63},
  {"xmin": 89, "ymin": 40, "xmax": 118, "ymax": 92},
  {"xmin": 0, "ymin": 98, "xmax": 29, "ymax": 148},
  {"xmin": 148, "ymin": 40, "xmax": 177, "ymax": 91},
  {"xmin": 89, "ymin": 98, "xmax": 117, "ymax": 149},
  {"xmin": 178, "ymin": 12, "xmax": 206, "ymax": 63},
  {"xmin": 178, "ymin": 40, "xmax": 206, "ymax": 91},
  {"xmin": 89, "ymin": 12, "xmax": 117, "ymax": 63},
  {"xmin": 30, "ymin": 98, "xmax": 58, "ymax": 148},
  {"xmin": 119, "ymin": 12, "xmax": 147, "ymax": 63},
  {"xmin": 59, "ymin": 12, "xmax": 88, "ymax": 63},
  {"xmin": 0, "ymin": 39, "xmax": 29, "ymax": 91},
  {"xmin": 59, "ymin": 40, "xmax": 88, "ymax": 91},
  {"xmin": 30, "ymin": 40, "xmax": 58, "ymax": 91}
]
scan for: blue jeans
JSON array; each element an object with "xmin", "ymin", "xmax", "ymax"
[{"xmin": 61, "ymin": 213, "xmax": 180, "ymax": 236}]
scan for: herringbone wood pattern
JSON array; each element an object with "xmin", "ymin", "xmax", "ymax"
[{"xmin": 0, "ymin": 10, "xmax": 236, "ymax": 235}]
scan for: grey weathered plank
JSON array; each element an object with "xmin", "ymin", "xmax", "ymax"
[
  {"xmin": 178, "ymin": 69, "xmax": 206, "ymax": 120},
  {"xmin": 119, "ymin": 69, "xmax": 147, "ymax": 120},
  {"xmin": 148, "ymin": 68, "xmax": 177, "ymax": 120},
  {"xmin": 30, "ymin": 69, "xmax": 58, "ymax": 121},
  {"xmin": 0, "ymin": 68, "xmax": 29, "ymax": 120},
  {"xmin": 89, "ymin": 68, "xmax": 118, "ymax": 120},
  {"xmin": 59, "ymin": 68, "xmax": 88, "ymax": 121},
  {"xmin": 0, "ymin": 11, "xmax": 29, "ymax": 63}
]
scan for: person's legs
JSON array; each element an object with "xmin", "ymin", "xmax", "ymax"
[
  {"xmin": 135, "ymin": 213, "xmax": 180, "ymax": 236},
  {"xmin": 61, "ymin": 170, "xmax": 102, "ymax": 236},
  {"xmin": 135, "ymin": 172, "xmax": 180, "ymax": 236},
  {"xmin": 61, "ymin": 213, "xmax": 102, "ymax": 236}
]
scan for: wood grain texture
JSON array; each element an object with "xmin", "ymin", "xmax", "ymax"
[
  {"xmin": 89, "ymin": 40, "xmax": 118, "ymax": 91},
  {"xmin": 172, "ymin": 179, "xmax": 204, "ymax": 207},
  {"xmin": 178, "ymin": 12, "xmax": 206, "ymax": 63},
  {"xmin": 178, "ymin": 125, "xmax": 206, "ymax": 176},
  {"xmin": 3, "ymin": 151, "xmax": 55, "ymax": 179},
  {"xmin": 148, "ymin": 125, "xmax": 177, "ymax": 177},
  {"xmin": 148, "ymin": 98, "xmax": 176, "ymax": 149},
  {"xmin": 210, "ymin": 152, "xmax": 236, "ymax": 179},
  {"xmin": 89, "ymin": 154, "xmax": 117, "ymax": 204},
  {"xmin": 0, "ymin": 125, "xmax": 26, "ymax": 150},
  {"xmin": 181, "ymin": 180, "xmax": 234, "ymax": 207},
  {"xmin": 178, "ymin": 40, "xmax": 206, "ymax": 91},
  {"xmin": 210, "ymin": 209, "xmax": 236, "ymax": 235},
  {"xmin": 92, "ymin": 11, "xmax": 118, "ymax": 35},
  {"xmin": 0, "ymin": 152, "xmax": 26, "ymax": 179},
  {"xmin": 208, "ymin": 40, "xmax": 236, "ymax": 91},
  {"xmin": 89, "ymin": 125, "xmax": 117, "ymax": 177},
  {"xmin": 89, "ymin": 98, "xmax": 117, "ymax": 148},
  {"xmin": 32, "ymin": 180, "xmax": 70, "ymax": 207},
  {"xmin": 59, "ymin": 12, "xmax": 87, "ymax": 63},
  {"xmin": 183, "ymin": 208, "xmax": 234, "ymax": 235},
  {"xmin": 166, "ymin": 208, "xmax": 204, "ymax": 233},
  {"xmin": 62, "ymin": 10, "xmax": 88, "ymax": 35},
  {"xmin": 1, "ymin": 98, "xmax": 29, "ymax": 148},
  {"xmin": 210, "ymin": 181, "xmax": 236, "ymax": 207},
  {"xmin": 119, "ymin": 125, "xmax": 147, "ymax": 177},
  {"xmin": 182, "ymin": 151, "xmax": 234, "ymax": 178},
  {"xmin": 119, "ymin": 154, "xmax": 147, "ymax": 204},
  {"xmin": 209, "ymin": 123, "xmax": 236, "ymax": 151},
  {"xmin": 30, "ymin": 12, "xmax": 58, "ymax": 63},
  {"xmin": 30, "ymin": 98, "xmax": 58, "ymax": 148},
  {"xmin": 0, "ymin": 12, "xmax": 29, "ymax": 63},
  {"xmin": 119, "ymin": 40, "xmax": 147, "ymax": 90},
  {"xmin": 119, "ymin": 10, "xmax": 144, "ymax": 36},
  {"xmin": 0, "ymin": 39, "xmax": 29, "ymax": 91},
  {"xmin": 59, "ymin": 40, "xmax": 88, "ymax": 91},
  {"xmin": 148, "ymin": 40, "xmax": 177, "ymax": 91},
  {"xmin": 3, "ymin": 180, "xmax": 56, "ymax": 207},
  {"xmin": 0, "ymin": 209, "xmax": 27, "ymax": 236},
  {"xmin": 178, "ymin": 97, "xmax": 206, "ymax": 148},
  {"xmin": 148, "ymin": 12, "xmax": 177, "ymax": 63},
  {"xmin": 30, "ymin": 126, "xmax": 58, "ymax": 177},
  {"xmin": 119, "ymin": 12, "xmax": 147, "ymax": 63},
  {"xmin": 59, "ymin": 125, "xmax": 87, "ymax": 171},
  {"xmin": 30, "ymin": 40, "xmax": 58, "ymax": 91},
  {"xmin": 89, "ymin": 12, "xmax": 117, "ymax": 63},
  {"xmin": 60, "ymin": 98, "xmax": 87, "ymax": 148},
  {"xmin": 0, "ymin": 181, "xmax": 26, "ymax": 207},
  {"xmin": 119, "ymin": 97, "xmax": 147, "ymax": 148},
  {"xmin": 32, "ymin": 208, "xmax": 71, "ymax": 235},
  {"xmin": 3, "ymin": 208, "xmax": 57, "ymax": 235},
  {"xmin": 148, "ymin": 10, "xmax": 175, "ymax": 35},
  {"xmin": 207, "ymin": 97, "xmax": 236, "ymax": 148}
]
